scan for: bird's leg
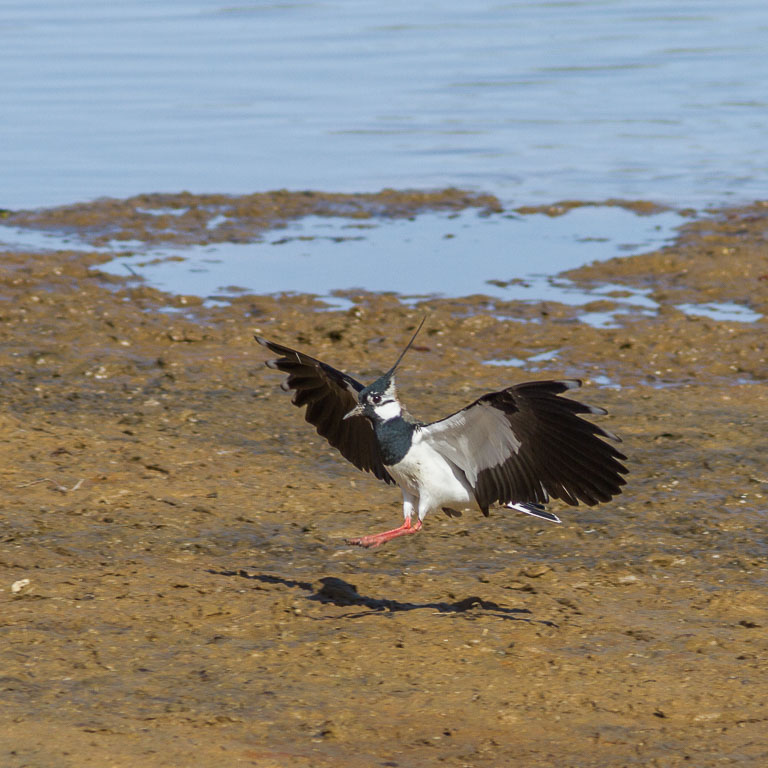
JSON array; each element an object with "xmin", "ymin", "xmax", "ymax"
[
  {"xmin": 347, "ymin": 494, "xmax": 422, "ymax": 548},
  {"xmin": 346, "ymin": 517, "xmax": 422, "ymax": 548}
]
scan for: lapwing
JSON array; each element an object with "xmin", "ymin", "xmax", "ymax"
[{"xmin": 256, "ymin": 319, "xmax": 627, "ymax": 548}]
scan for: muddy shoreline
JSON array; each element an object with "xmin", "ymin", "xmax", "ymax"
[{"xmin": 1, "ymin": 191, "xmax": 767, "ymax": 767}]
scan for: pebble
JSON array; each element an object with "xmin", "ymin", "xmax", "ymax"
[{"xmin": 11, "ymin": 578, "xmax": 31, "ymax": 593}]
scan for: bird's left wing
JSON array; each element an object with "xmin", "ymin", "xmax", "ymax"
[
  {"xmin": 256, "ymin": 337, "xmax": 394, "ymax": 484},
  {"xmin": 419, "ymin": 379, "xmax": 627, "ymax": 511}
]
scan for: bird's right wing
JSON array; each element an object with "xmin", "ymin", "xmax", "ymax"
[
  {"xmin": 420, "ymin": 379, "xmax": 627, "ymax": 510},
  {"xmin": 256, "ymin": 337, "xmax": 394, "ymax": 484}
]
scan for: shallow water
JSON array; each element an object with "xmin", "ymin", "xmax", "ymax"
[
  {"xmin": 2, "ymin": 0, "xmax": 768, "ymax": 208},
  {"xmin": 3, "ymin": 203, "xmax": 761, "ymax": 327},
  {"xmin": 675, "ymin": 301, "xmax": 763, "ymax": 323},
  {"xmin": 95, "ymin": 206, "xmax": 681, "ymax": 299},
  {"xmin": 0, "ymin": 204, "xmax": 679, "ymax": 324}
]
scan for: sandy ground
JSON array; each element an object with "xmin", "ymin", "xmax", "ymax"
[{"xmin": 1, "ymin": 192, "xmax": 767, "ymax": 767}]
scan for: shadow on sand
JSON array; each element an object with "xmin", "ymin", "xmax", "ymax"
[{"xmin": 211, "ymin": 570, "xmax": 556, "ymax": 625}]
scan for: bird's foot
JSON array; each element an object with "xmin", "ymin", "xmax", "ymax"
[{"xmin": 347, "ymin": 518, "xmax": 422, "ymax": 548}]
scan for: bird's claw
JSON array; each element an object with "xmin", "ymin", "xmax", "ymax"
[
  {"xmin": 345, "ymin": 519, "xmax": 422, "ymax": 549},
  {"xmin": 345, "ymin": 535, "xmax": 382, "ymax": 549}
]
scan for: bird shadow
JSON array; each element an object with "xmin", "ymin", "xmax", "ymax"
[{"xmin": 209, "ymin": 569, "xmax": 557, "ymax": 625}]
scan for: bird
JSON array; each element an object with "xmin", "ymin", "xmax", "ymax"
[{"xmin": 256, "ymin": 318, "xmax": 627, "ymax": 548}]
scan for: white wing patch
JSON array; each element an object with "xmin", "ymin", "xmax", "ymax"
[{"xmin": 419, "ymin": 402, "xmax": 521, "ymax": 484}]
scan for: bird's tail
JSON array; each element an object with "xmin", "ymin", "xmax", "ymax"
[{"xmin": 504, "ymin": 502, "xmax": 561, "ymax": 523}]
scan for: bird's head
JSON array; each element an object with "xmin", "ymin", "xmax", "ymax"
[
  {"xmin": 343, "ymin": 316, "xmax": 426, "ymax": 424},
  {"xmin": 344, "ymin": 373, "xmax": 402, "ymax": 423}
]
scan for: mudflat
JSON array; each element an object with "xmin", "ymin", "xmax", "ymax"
[{"xmin": 1, "ymin": 193, "xmax": 767, "ymax": 767}]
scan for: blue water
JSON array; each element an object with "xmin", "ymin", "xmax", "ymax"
[
  {"xmin": 2, "ymin": 1, "xmax": 768, "ymax": 210},
  {"xmin": 93, "ymin": 207, "xmax": 681, "ymax": 298},
  {"xmin": 0, "ymin": 205, "xmax": 679, "ymax": 319},
  {"xmin": 4, "ymin": 203, "xmax": 760, "ymax": 327}
]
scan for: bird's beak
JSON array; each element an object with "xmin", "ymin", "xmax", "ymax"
[{"xmin": 343, "ymin": 403, "xmax": 364, "ymax": 420}]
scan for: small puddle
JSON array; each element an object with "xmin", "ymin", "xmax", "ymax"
[
  {"xmin": 484, "ymin": 358, "xmax": 528, "ymax": 368},
  {"xmin": 1, "ymin": 204, "xmax": 761, "ymax": 327},
  {"xmin": 590, "ymin": 375, "xmax": 621, "ymax": 390},
  {"xmin": 95, "ymin": 207, "xmax": 680, "ymax": 312},
  {"xmin": 1, "ymin": 204, "xmax": 684, "ymax": 326},
  {"xmin": 484, "ymin": 348, "xmax": 560, "ymax": 370},
  {"xmin": 675, "ymin": 302, "xmax": 762, "ymax": 323}
]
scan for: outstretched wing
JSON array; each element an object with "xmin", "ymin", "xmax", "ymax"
[
  {"xmin": 419, "ymin": 379, "xmax": 627, "ymax": 511},
  {"xmin": 256, "ymin": 337, "xmax": 394, "ymax": 485}
]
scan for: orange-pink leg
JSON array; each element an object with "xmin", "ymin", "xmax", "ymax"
[{"xmin": 347, "ymin": 518, "xmax": 423, "ymax": 548}]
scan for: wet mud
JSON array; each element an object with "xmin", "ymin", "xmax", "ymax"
[
  {"xmin": 2, "ymin": 188, "xmax": 501, "ymax": 246},
  {"xmin": 1, "ymin": 192, "xmax": 767, "ymax": 767}
]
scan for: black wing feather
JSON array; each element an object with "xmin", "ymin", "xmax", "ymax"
[
  {"xmin": 256, "ymin": 337, "xmax": 394, "ymax": 484},
  {"xmin": 475, "ymin": 381, "xmax": 627, "ymax": 508},
  {"xmin": 422, "ymin": 379, "xmax": 627, "ymax": 510}
]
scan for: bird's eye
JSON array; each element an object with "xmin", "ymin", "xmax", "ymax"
[{"xmin": 371, "ymin": 394, "xmax": 382, "ymax": 405}]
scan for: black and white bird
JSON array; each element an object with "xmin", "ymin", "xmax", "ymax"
[{"xmin": 256, "ymin": 319, "xmax": 627, "ymax": 548}]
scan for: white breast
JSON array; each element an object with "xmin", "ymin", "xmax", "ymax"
[{"xmin": 387, "ymin": 431, "xmax": 477, "ymax": 517}]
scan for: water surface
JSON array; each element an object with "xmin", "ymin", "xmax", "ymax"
[
  {"xmin": 0, "ymin": 205, "xmax": 682, "ymax": 326},
  {"xmin": 2, "ymin": 1, "xmax": 767, "ymax": 209}
]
